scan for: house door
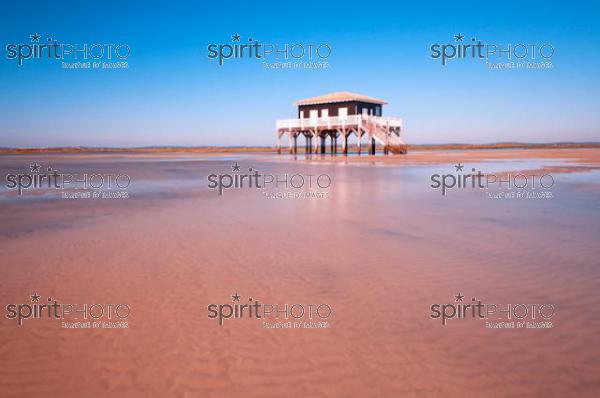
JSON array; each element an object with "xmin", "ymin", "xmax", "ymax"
[{"xmin": 338, "ymin": 107, "xmax": 348, "ymax": 119}]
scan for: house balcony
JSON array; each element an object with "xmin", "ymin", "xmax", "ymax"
[
  {"xmin": 276, "ymin": 114, "xmax": 406, "ymax": 155},
  {"xmin": 276, "ymin": 115, "xmax": 402, "ymax": 132}
]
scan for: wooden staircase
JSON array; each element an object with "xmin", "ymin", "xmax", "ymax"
[{"xmin": 363, "ymin": 117, "xmax": 407, "ymax": 154}]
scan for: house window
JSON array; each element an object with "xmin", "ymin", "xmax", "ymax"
[
  {"xmin": 321, "ymin": 109, "xmax": 329, "ymax": 118},
  {"xmin": 310, "ymin": 110, "xmax": 318, "ymax": 119},
  {"xmin": 339, "ymin": 107, "xmax": 348, "ymax": 118},
  {"xmin": 375, "ymin": 107, "xmax": 381, "ymax": 116},
  {"xmin": 300, "ymin": 110, "xmax": 304, "ymax": 119},
  {"xmin": 362, "ymin": 108, "xmax": 369, "ymax": 116}
]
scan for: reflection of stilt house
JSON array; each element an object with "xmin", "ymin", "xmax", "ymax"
[{"xmin": 276, "ymin": 91, "xmax": 406, "ymax": 155}]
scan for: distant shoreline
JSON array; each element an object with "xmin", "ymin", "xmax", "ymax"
[{"xmin": 1, "ymin": 142, "xmax": 599, "ymax": 155}]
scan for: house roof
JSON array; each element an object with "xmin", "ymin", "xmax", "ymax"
[{"xmin": 295, "ymin": 91, "xmax": 388, "ymax": 106}]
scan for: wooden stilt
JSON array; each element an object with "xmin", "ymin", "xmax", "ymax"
[
  {"xmin": 385, "ymin": 123, "xmax": 390, "ymax": 155},
  {"xmin": 334, "ymin": 134, "xmax": 338, "ymax": 154},
  {"xmin": 343, "ymin": 134, "xmax": 348, "ymax": 155},
  {"xmin": 277, "ymin": 133, "xmax": 281, "ymax": 154},
  {"xmin": 370, "ymin": 137, "xmax": 376, "ymax": 155}
]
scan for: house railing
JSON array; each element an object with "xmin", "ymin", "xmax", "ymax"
[{"xmin": 276, "ymin": 115, "xmax": 402, "ymax": 130}]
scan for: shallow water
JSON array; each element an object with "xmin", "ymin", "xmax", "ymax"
[{"xmin": 0, "ymin": 151, "xmax": 599, "ymax": 397}]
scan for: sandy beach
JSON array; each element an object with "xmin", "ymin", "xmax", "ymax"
[{"xmin": 1, "ymin": 148, "xmax": 599, "ymax": 397}]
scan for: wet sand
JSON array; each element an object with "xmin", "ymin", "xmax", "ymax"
[{"xmin": 0, "ymin": 149, "xmax": 599, "ymax": 397}]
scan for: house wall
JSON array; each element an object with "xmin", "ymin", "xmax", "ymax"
[
  {"xmin": 356, "ymin": 101, "xmax": 382, "ymax": 116},
  {"xmin": 298, "ymin": 101, "xmax": 382, "ymax": 118}
]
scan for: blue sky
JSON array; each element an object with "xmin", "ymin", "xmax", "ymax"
[{"xmin": 1, "ymin": 0, "xmax": 599, "ymax": 147}]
